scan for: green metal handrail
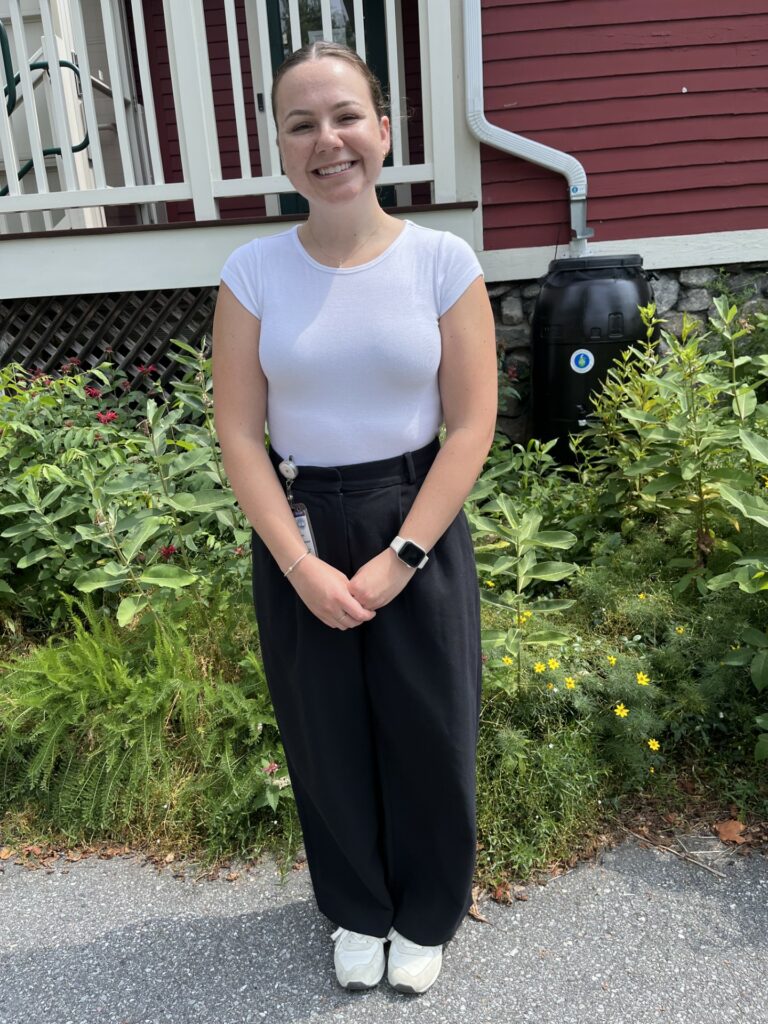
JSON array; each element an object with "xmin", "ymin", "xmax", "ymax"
[{"xmin": 1, "ymin": 20, "xmax": 90, "ymax": 198}]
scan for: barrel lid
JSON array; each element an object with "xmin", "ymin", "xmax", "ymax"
[{"xmin": 547, "ymin": 254, "xmax": 644, "ymax": 272}]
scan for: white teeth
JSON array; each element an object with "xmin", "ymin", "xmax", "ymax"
[{"xmin": 316, "ymin": 162, "xmax": 353, "ymax": 176}]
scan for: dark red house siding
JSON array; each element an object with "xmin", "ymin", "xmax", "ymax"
[{"xmin": 481, "ymin": 0, "xmax": 768, "ymax": 251}]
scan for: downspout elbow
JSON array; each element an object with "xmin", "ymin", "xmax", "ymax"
[{"xmin": 463, "ymin": 0, "xmax": 593, "ymax": 255}]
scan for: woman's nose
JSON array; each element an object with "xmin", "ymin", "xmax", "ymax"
[{"xmin": 315, "ymin": 121, "xmax": 343, "ymax": 151}]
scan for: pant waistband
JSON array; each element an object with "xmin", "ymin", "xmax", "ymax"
[{"xmin": 268, "ymin": 437, "xmax": 440, "ymax": 492}]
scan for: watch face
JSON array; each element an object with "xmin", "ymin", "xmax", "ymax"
[{"xmin": 398, "ymin": 540, "xmax": 425, "ymax": 568}]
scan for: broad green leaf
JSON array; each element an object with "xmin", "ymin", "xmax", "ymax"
[
  {"xmin": 466, "ymin": 479, "xmax": 499, "ymax": 503},
  {"xmin": 480, "ymin": 629, "xmax": 507, "ymax": 646},
  {"xmin": 755, "ymin": 734, "xmax": 768, "ymax": 762},
  {"xmin": 642, "ymin": 473, "xmax": 683, "ymax": 496},
  {"xmin": 117, "ymin": 595, "xmax": 149, "ymax": 627},
  {"xmin": 75, "ymin": 567, "xmax": 131, "ymax": 592},
  {"xmin": 721, "ymin": 648, "xmax": 752, "ymax": 666},
  {"xmin": 620, "ymin": 408, "xmax": 661, "ymax": 425},
  {"xmin": 479, "ymin": 590, "xmax": 517, "ymax": 610},
  {"xmin": 528, "ymin": 530, "xmax": 577, "ymax": 550},
  {"xmin": 739, "ymin": 429, "xmax": 768, "ymax": 466},
  {"xmin": 719, "ymin": 485, "xmax": 768, "ymax": 529},
  {"xmin": 161, "ymin": 490, "xmax": 233, "ymax": 513},
  {"xmin": 17, "ymin": 547, "xmax": 63, "ymax": 568},
  {"xmin": 122, "ymin": 517, "xmax": 168, "ymax": 563},
  {"xmin": 138, "ymin": 564, "xmax": 198, "ymax": 588},
  {"xmin": 165, "ymin": 448, "xmax": 213, "ymax": 477},
  {"xmin": 519, "ymin": 511, "xmax": 543, "ymax": 541},
  {"xmin": 525, "ymin": 629, "xmax": 570, "ymax": 645},
  {"xmin": 526, "ymin": 561, "xmax": 578, "ymax": 582},
  {"xmin": 519, "ymin": 550, "xmax": 537, "ymax": 577},
  {"xmin": 742, "ymin": 626, "xmax": 768, "ymax": 649},
  {"xmin": 706, "ymin": 570, "xmax": 740, "ymax": 591},
  {"xmin": 1, "ymin": 522, "xmax": 39, "ymax": 539},
  {"xmin": 624, "ymin": 454, "xmax": 669, "ymax": 476},
  {"xmin": 504, "ymin": 630, "xmax": 521, "ymax": 655},
  {"xmin": 733, "ymin": 389, "xmax": 757, "ymax": 418},
  {"xmin": 751, "ymin": 650, "xmax": 768, "ymax": 692},
  {"xmin": 491, "ymin": 493, "xmax": 520, "ymax": 530},
  {"xmin": 489, "ymin": 555, "xmax": 518, "ymax": 574},
  {"xmin": 527, "ymin": 598, "xmax": 575, "ymax": 613}
]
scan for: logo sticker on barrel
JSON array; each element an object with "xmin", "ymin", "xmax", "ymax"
[{"xmin": 570, "ymin": 349, "xmax": 595, "ymax": 374}]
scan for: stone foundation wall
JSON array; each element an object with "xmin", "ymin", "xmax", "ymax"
[{"xmin": 490, "ymin": 261, "xmax": 768, "ymax": 444}]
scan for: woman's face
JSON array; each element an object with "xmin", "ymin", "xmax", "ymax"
[{"xmin": 275, "ymin": 58, "xmax": 390, "ymax": 207}]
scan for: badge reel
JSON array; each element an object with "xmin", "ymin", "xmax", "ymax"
[{"xmin": 278, "ymin": 456, "xmax": 318, "ymax": 557}]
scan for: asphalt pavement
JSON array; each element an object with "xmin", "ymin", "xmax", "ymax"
[{"xmin": 0, "ymin": 836, "xmax": 766, "ymax": 1024}]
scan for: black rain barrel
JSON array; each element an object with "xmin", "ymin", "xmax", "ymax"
[{"xmin": 530, "ymin": 254, "xmax": 654, "ymax": 461}]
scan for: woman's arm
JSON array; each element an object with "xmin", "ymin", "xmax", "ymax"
[
  {"xmin": 212, "ymin": 282, "xmax": 375, "ymax": 628},
  {"xmin": 347, "ymin": 274, "xmax": 497, "ymax": 608}
]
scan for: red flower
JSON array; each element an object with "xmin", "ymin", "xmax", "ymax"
[
  {"xmin": 85, "ymin": 385, "xmax": 102, "ymax": 398},
  {"xmin": 137, "ymin": 363, "xmax": 158, "ymax": 375},
  {"xmin": 96, "ymin": 410, "xmax": 118, "ymax": 424},
  {"xmin": 234, "ymin": 546, "xmax": 245, "ymax": 556},
  {"xmin": 159, "ymin": 544, "xmax": 177, "ymax": 560},
  {"xmin": 506, "ymin": 365, "xmax": 519, "ymax": 381},
  {"xmin": 264, "ymin": 761, "xmax": 279, "ymax": 775}
]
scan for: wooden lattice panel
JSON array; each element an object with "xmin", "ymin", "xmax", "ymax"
[{"xmin": 0, "ymin": 288, "xmax": 218, "ymax": 386}]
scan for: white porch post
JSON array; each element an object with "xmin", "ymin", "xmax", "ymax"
[
  {"xmin": 420, "ymin": 0, "xmax": 457, "ymax": 203},
  {"xmin": 162, "ymin": 0, "xmax": 219, "ymax": 221}
]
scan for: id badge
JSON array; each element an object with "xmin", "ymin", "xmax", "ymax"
[{"xmin": 291, "ymin": 501, "xmax": 318, "ymax": 557}]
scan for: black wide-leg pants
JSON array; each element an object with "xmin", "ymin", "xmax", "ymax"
[{"xmin": 250, "ymin": 437, "xmax": 482, "ymax": 946}]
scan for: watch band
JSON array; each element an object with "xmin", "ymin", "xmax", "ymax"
[{"xmin": 390, "ymin": 535, "xmax": 429, "ymax": 570}]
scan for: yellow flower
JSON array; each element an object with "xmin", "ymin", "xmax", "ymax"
[
  {"xmin": 502, "ymin": 656, "xmax": 513, "ymax": 665},
  {"xmin": 484, "ymin": 580, "xmax": 496, "ymax": 588},
  {"xmin": 524, "ymin": 610, "xmax": 533, "ymax": 620},
  {"xmin": 675, "ymin": 626, "xmax": 685, "ymax": 635},
  {"xmin": 565, "ymin": 677, "xmax": 576, "ymax": 689},
  {"xmin": 614, "ymin": 703, "xmax": 629, "ymax": 718},
  {"xmin": 548, "ymin": 658, "xmax": 560, "ymax": 670},
  {"xmin": 534, "ymin": 662, "xmax": 546, "ymax": 674},
  {"xmin": 638, "ymin": 592, "xmax": 647, "ymax": 600},
  {"xmin": 546, "ymin": 682, "xmax": 554, "ymax": 690},
  {"xmin": 649, "ymin": 766, "xmax": 655, "ymax": 774},
  {"xmin": 636, "ymin": 671, "xmax": 650, "ymax": 686},
  {"xmin": 648, "ymin": 738, "xmax": 660, "ymax": 751},
  {"xmin": 607, "ymin": 655, "xmax": 617, "ymax": 667}
]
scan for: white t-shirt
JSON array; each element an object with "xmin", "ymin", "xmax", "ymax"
[{"xmin": 219, "ymin": 219, "xmax": 484, "ymax": 466}]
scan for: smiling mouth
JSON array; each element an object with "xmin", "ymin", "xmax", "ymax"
[{"xmin": 313, "ymin": 161, "xmax": 357, "ymax": 177}]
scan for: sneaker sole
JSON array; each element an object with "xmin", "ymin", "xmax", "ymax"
[
  {"xmin": 390, "ymin": 981, "xmax": 423, "ymax": 994},
  {"xmin": 342, "ymin": 979, "xmax": 379, "ymax": 991}
]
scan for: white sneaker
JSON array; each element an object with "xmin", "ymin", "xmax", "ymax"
[
  {"xmin": 330, "ymin": 926, "xmax": 387, "ymax": 990},
  {"xmin": 386, "ymin": 926, "xmax": 443, "ymax": 994}
]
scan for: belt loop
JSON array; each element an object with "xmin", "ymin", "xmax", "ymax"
[{"xmin": 404, "ymin": 450, "xmax": 416, "ymax": 484}]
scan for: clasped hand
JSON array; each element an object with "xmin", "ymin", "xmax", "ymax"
[{"xmin": 287, "ymin": 548, "xmax": 415, "ymax": 630}]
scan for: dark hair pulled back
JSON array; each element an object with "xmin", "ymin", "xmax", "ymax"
[{"xmin": 271, "ymin": 41, "xmax": 388, "ymax": 127}]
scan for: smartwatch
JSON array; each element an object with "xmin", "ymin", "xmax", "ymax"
[{"xmin": 390, "ymin": 535, "xmax": 429, "ymax": 570}]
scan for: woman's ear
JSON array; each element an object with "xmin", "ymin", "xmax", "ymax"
[{"xmin": 380, "ymin": 114, "xmax": 391, "ymax": 158}]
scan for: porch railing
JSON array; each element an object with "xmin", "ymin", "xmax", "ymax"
[{"xmin": 0, "ymin": 0, "xmax": 458, "ymax": 235}]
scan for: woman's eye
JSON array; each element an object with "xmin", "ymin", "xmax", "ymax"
[{"xmin": 291, "ymin": 123, "xmax": 311, "ymax": 132}]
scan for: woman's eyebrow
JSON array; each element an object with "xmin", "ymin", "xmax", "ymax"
[{"xmin": 285, "ymin": 100, "xmax": 363, "ymax": 118}]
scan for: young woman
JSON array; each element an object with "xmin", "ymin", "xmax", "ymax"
[{"xmin": 212, "ymin": 41, "xmax": 497, "ymax": 995}]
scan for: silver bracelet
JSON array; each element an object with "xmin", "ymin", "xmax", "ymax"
[{"xmin": 283, "ymin": 551, "xmax": 309, "ymax": 577}]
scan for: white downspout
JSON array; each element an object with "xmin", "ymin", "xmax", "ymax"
[{"xmin": 463, "ymin": 0, "xmax": 593, "ymax": 257}]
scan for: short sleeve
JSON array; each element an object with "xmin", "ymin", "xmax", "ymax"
[
  {"xmin": 436, "ymin": 231, "xmax": 484, "ymax": 317},
  {"xmin": 219, "ymin": 240, "xmax": 262, "ymax": 319}
]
